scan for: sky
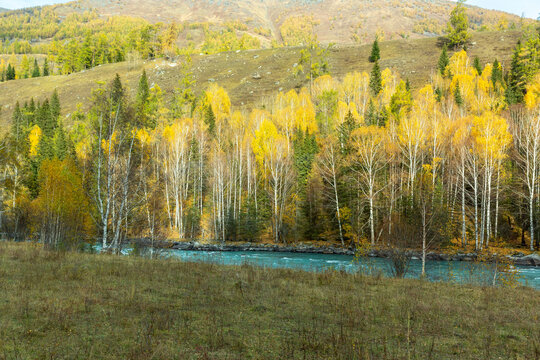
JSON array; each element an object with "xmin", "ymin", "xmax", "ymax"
[
  {"xmin": 0, "ymin": 0, "xmax": 539, "ymax": 19},
  {"xmin": 461, "ymin": 0, "xmax": 540, "ymax": 19},
  {"xmin": 0, "ymin": 0, "xmax": 67, "ymax": 9}
]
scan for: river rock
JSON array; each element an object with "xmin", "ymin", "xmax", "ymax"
[{"xmin": 513, "ymin": 253, "xmax": 540, "ymax": 266}]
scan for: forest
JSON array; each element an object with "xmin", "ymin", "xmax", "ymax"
[
  {"xmin": 0, "ymin": 7, "xmax": 262, "ymax": 78},
  {"xmin": 0, "ymin": 20, "xmax": 539, "ymax": 254}
]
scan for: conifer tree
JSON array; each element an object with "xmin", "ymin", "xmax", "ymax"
[
  {"xmin": 136, "ymin": 70, "xmax": 151, "ymax": 127},
  {"xmin": 80, "ymin": 34, "xmax": 94, "ymax": 69},
  {"xmin": 369, "ymin": 38, "xmax": 380, "ymax": 63},
  {"xmin": 11, "ymin": 101, "xmax": 23, "ymax": 146},
  {"xmin": 438, "ymin": 45, "xmax": 449, "ymax": 76},
  {"xmin": 50, "ymin": 90, "xmax": 61, "ymax": 123},
  {"xmin": 110, "ymin": 73, "xmax": 125, "ymax": 109},
  {"xmin": 473, "ymin": 56, "xmax": 482, "ymax": 75},
  {"xmin": 137, "ymin": 70, "xmax": 150, "ymax": 107},
  {"xmin": 42, "ymin": 59, "xmax": 49, "ymax": 77},
  {"xmin": 53, "ymin": 126, "xmax": 68, "ymax": 160},
  {"xmin": 454, "ymin": 81, "xmax": 464, "ymax": 107},
  {"xmin": 31, "ymin": 58, "xmax": 41, "ymax": 78},
  {"xmin": 491, "ymin": 59, "xmax": 502, "ymax": 86},
  {"xmin": 6, "ymin": 63, "xmax": 15, "ymax": 80},
  {"xmin": 205, "ymin": 104, "xmax": 216, "ymax": 136},
  {"xmin": 369, "ymin": 61, "xmax": 382, "ymax": 96}
]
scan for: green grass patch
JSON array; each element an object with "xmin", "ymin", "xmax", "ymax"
[{"xmin": 0, "ymin": 241, "xmax": 538, "ymax": 359}]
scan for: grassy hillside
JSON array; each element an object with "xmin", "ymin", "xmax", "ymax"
[
  {"xmin": 0, "ymin": 241, "xmax": 538, "ymax": 359},
  {"xmin": 0, "ymin": 30, "xmax": 522, "ymax": 129},
  {"xmin": 58, "ymin": 0, "xmax": 528, "ymax": 45}
]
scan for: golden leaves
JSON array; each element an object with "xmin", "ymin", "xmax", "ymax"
[{"xmin": 28, "ymin": 125, "xmax": 42, "ymax": 157}]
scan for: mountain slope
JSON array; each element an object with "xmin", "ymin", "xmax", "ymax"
[
  {"xmin": 0, "ymin": 30, "xmax": 522, "ymax": 129},
  {"xmin": 54, "ymin": 0, "xmax": 527, "ymax": 44}
]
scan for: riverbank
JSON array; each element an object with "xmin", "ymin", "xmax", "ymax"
[
  {"xmin": 0, "ymin": 241, "xmax": 538, "ymax": 359},
  {"xmin": 133, "ymin": 239, "xmax": 540, "ymax": 267}
]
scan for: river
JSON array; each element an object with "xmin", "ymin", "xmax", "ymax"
[{"xmin": 135, "ymin": 248, "xmax": 540, "ymax": 289}]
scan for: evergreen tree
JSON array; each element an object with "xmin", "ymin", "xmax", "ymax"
[
  {"xmin": 205, "ymin": 104, "xmax": 216, "ymax": 136},
  {"xmin": 369, "ymin": 38, "xmax": 380, "ymax": 63},
  {"xmin": 473, "ymin": 56, "xmax": 482, "ymax": 75},
  {"xmin": 53, "ymin": 126, "xmax": 68, "ymax": 160},
  {"xmin": 504, "ymin": 82, "xmax": 517, "ymax": 105},
  {"xmin": 50, "ymin": 90, "xmax": 61, "ymax": 124},
  {"xmin": 31, "ymin": 58, "xmax": 40, "ymax": 78},
  {"xmin": 136, "ymin": 70, "xmax": 151, "ymax": 126},
  {"xmin": 438, "ymin": 45, "xmax": 449, "ymax": 76},
  {"xmin": 446, "ymin": 0, "xmax": 469, "ymax": 48},
  {"xmin": 11, "ymin": 101, "xmax": 23, "ymax": 146},
  {"xmin": 110, "ymin": 73, "xmax": 125, "ymax": 109},
  {"xmin": 6, "ymin": 63, "xmax": 15, "ymax": 80},
  {"xmin": 37, "ymin": 100, "xmax": 56, "ymax": 138},
  {"xmin": 136, "ymin": 70, "xmax": 150, "ymax": 107},
  {"xmin": 369, "ymin": 61, "xmax": 382, "ymax": 96},
  {"xmin": 26, "ymin": 98, "xmax": 36, "ymax": 127},
  {"xmin": 42, "ymin": 59, "xmax": 49, "ymax": 76},
  {"xmin": 434, "ymin": 87, "xmax": 443, "ymax": 102},
  {"xmin": 339, "ymin": 110, "xmax": 358, "ymax": 153},
  {"xmin": 454, "ymin": 81, "xmax": 464, "ymax": 107},
  {"xmin": 80, "ymin": 34, "xmax": 94, "ymax": 69},
  {"xmin": 491, "ymin": 59, "xmax": 502, "ymax": 86}
]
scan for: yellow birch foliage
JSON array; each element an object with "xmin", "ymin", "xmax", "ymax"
[
  {"xmin": 524, "ymin": 74, "xmax": 540, "ymax": 110},
  {"xmin": 471, "ymin": 111, "xmax": 512, "ymax": 161},
  {"xmin": 28, "ymin": 125, "xmax": 42, "ymax": 157},
  {"xmin": 204, "ymin": 83, "xmax": 231, "ymax": 122}
]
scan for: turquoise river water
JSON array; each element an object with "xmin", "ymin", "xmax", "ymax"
[{"xmin": 132, "ymin": 248, "xmax": 540, "ymax": 289}]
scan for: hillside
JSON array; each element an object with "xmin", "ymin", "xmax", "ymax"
[
  {"xmin": 0, "ymin": 30, "xmax": 523, "ymax": 129},
  {"xmin": 54, "ymin": 0, "xmax": 527, "ymax": 45}
]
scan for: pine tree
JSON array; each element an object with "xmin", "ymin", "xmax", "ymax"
[
  {"xmin": 6, "ymin": 63, "xmax": 15, "ymax": 80},
  {"xmin": 11, "ymin": 101, "xmax": 23, "ymax": 146},
  {"xmin": 137, "ymin": 70, "xmax": 150, "ymax": 107},
  {"xmin": 491, "ymin": 59, "xmax": 502, "ymax": 86},
  {"xmin": 438, "ymin": 45, "xmax": 449, "ymax": 76},
  {"xmin": 205, "ymin": 104, "xmax": 216, "ymax": 136},
  {"xmin": 473, "ymin": 56, "xmax": 482, "ymax": 75},
  {"xmin": 369, "ymin": 61, "xmax": 382, "ymax": 96},
  {"xmin": 50, "ymin": 89, "xmax": 61, "ymax": 123},
  {"xmin": 369, "ymin": 38, "xmax": 380, "ymax": 63},
  {"xmin": 37, "ymin": 100, "xmax": 56, "ymax": 138},
  {"xmin": 454, "ymin": 81, "xmax": 464, "ymax": 107},
  {"xmin": 42, "ymin": 59, "xmax": 49, "ymax": 76},
  {"xmin": 80, "ymin": 34, "xmax": 94, "ymax": 69},
  {"xmin": 446, "ymin": 0, "xmax": 469, "ymax": 48},
  {"xmin": 365, "ymin": 99, "xmax": 377, "ymax": 126},
  {"xmin": 31, "ymin": 58, "xmax": 40, "ymax": 78},
  {"xmin": 136, "ymin": 70, "xmax": 151, "ymax": 127},
  {"xmin": 434, "ymin": 87, "xmax": 443, "ymax": 102},
  {"xmin": 110, "ymin": 73, "xmax": 124, "ymax": 109},
  {"xmin": 339, "ymin": 109, "xmax": 358, "ymax": 153},
  {"xmin": 504, "ymin": 83, "xmax": 517, "ymax": 105},
  {"xmin": 53, "ymin": 126, "xmax": 68, "ymax": 160}
]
